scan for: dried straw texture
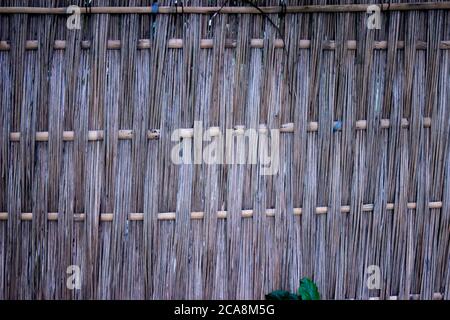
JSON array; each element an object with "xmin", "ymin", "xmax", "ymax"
[{"xmin": 0, "ymin": 0, "xmax": 450, "ymax": 300}]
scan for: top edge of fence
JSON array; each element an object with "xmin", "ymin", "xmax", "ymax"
[{"xmin": 0, "ymin": 2, "xmax": 450, "ymax": 15}]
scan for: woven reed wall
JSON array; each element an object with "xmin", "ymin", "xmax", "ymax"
[{"xmin": 0, "ymin": 0, "xmax": 450, "ymax": 300}]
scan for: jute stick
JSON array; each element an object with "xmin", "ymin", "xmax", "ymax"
[
  {"xmin": 1, "ymin": 3, "xmax": 450, "ymax": 14},
  {"xmin": 7, "ymin": 117, "xmax": 433, "ymax": 142},
  {"xmin": 0, "ymin": 201, "xmax": 443, "ymax": 222},
  {"xmin": 1, "ymin": 39, "xmax": 450, "ymax": 51}
]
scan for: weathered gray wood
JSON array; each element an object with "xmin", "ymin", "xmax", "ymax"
[{"xmin": 0, "ymin": 0, "xmax": 449, "ymax": 300}]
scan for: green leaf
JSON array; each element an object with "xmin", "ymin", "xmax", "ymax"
[
  {"xmin": 265, "ymin": 290, "xmax": 299, "ymax": 300},
  {"xmin": 298, "ymin": 277, "xmax": 320, "ymax": 300}
]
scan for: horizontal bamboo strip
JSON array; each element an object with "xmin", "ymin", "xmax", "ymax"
[
  {"xmin": 0, "ymin": 201, "xmax": 442, "ymax": 222},
  {"xmin": 369, "ymin": 292, "xmax": 443, "ymax": 300},
  {"xmin": 7, "ymin": 117, "xmax": 433, "ymax": 142},
  {"xmin": 1, "ymin": 39, "xmax": 450, "ymax": 51},
  {"xmin": 168, "ymin": 39, "xmax": 450, "ymax": 50},
  {"xmin": 9, "ymin": 129, "xmax": 160, "ymax": 142},
  {"xmin": 1, "ymin": 3, "xmax": 450, "ymax": 14}
]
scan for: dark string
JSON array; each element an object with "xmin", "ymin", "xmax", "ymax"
[
  {"xmin": 84, "ymin": 0, "xmax": 92, "ymax": 14},
  {"xmin": 210, "ymin": 0, "xmax": 296, "ymax": 100}
]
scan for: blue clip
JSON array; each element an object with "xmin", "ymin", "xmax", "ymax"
[
  {"xmin": 333, "ymin": 121, "xmax": 342, "ymax": 132},
  {"xmin": 152, "ymin": 2, "xmax": 159, "ymax": 14}
]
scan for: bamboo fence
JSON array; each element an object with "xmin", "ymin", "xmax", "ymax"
[{"xmin": 0, "ymin": 0, "xmax": 450, "ymax": 300}]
